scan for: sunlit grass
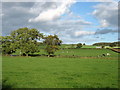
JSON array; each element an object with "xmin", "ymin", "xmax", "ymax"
[{"xmin": 2, "ymin": 55, "xmax": 118, "ymax": 88}]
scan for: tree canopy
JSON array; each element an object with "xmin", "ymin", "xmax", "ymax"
[
  {"xmin": 1, "ymin": 27, "xmax": 43, "ymax": 56},
  {"xmin": 76, "ymin": 43, "xmax": 82, "ymax": 48},
  {"xmin": 1, "ymin": 27, "xmax": 63, "ymax": 57},
  {"xmin": 1, "ymin": 36, "xmax": 15, "ymax": 54},
  {"xmin": 93, "ymin": 42, "xmax": 120, "ymax": 47},
  {"xmin": 43, "ymin": 35, "xmax": 62, "ymax": 56}
]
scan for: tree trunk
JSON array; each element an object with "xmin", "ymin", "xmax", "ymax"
[
  {"xmin": 48, "ymin": 55, "xmax": 50, "ymax": 57},
  {"xmin": 19, "ymin": 50, "xmax": 22, "ymax": 56},
  {"xmin": 26, "ymin": 54, "xmax": 28, "ymax": 57}
]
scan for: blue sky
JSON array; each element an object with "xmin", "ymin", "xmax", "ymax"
[
  {"xmin": 70, "ymin": 2, "xmax": 100, "ymax": 25},
  {"xmin": 70, "ymin": 2, "xmax": 101, "ymax": 29},
  {"xmin": 1, "ymin": 0, "xmax": 118, "ymax": 45}
]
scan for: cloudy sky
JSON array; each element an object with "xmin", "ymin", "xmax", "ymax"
[{"xmin": 1, "ymin": 0, "xmax": 119, "ymax": 44}]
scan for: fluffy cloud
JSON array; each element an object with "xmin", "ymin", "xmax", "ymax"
[
  {"xmin": 2, "ymin": 1, "xmax": 118, "ymax": 44},
  {"xmin": 29, "ymin": 0, "xmax": 76, "ymax": 22},
  {"xmin": 3, "ymin": 0, "xmax": 118, "ymax": 2},
  {"xmin": 92, "ymin": 1, "xmax": 118, "ymax": 28},
  {"xmin": 74, "ymin": 31, "xmax": 95, "ymax": 37},
  {"xmin": 26, "ymin": 1, "xmax": 95, "ymax": 43},
  {"xmin": 2, "ymin": 2, "xmax": 35, "ymax": 35},
  {"xmin": 0, "ymin": 2, "xmax": 2, "ymax": 36},
  {"xmin": 2, "ymin": 2, "xmax": 94, "ymax": 43},
  {"xmin": 95, "ymin": 29, "xmax": 118, "ymax": 34}
]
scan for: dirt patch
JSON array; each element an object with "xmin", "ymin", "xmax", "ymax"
[{"xmin": 110, "ymin": 48, "xmax": 120, "ymax": 53}]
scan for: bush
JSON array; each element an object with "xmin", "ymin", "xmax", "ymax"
[{"xmin": 76, "ymin": 43, "xmax": 82, "ymax": 48}]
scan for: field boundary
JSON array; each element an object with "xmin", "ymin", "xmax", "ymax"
[
  {"xmin": 3, "ymin": 55, "xmax": 117, "ymax": 60},
  {"xmin": 55, "ymin": 55, "xmax": 117, "ymax": 60},
  {"xmin": 109, "ymin": 48, "xmax": 120, "ymax": 53},
  {"xmin": 60, "ymin": 48, "xmax": 105, "ymax": 49}
]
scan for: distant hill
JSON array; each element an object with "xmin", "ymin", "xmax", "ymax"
[{"xmin": 93, "ymin": 41, "xmax": 120, "ymax": 47}]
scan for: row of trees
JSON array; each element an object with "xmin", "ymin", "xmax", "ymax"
[
  {"xmin": 69, "ymin": 43, "xmax": 85, "ymax": 49},
  {"xmin": 0, "ymin": 27, "xmax": 62, "ymax": 56},
  {"xmin": 76, "ymin": 43, "xmax": 83, "ymax": 48},
  {"xmin": 93, "ymin": 42, "xmax": 120, "ymax": 47}
]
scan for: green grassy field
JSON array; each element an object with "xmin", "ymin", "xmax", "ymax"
[
  {"xmin": 56, "ymin": 44, "xmax": 98, "ymax": 49},
  {"xmin": 59, "ymin": 44, "xmax": 120, "ymax": 49},
  {"xmin": 37, "ymin": 44, "xmax": 120, "ymax": 49},
  {"xmin": 2, "ymin": 48, "xmax": 118, "ymax": 88},
  {"xmin": 38, "ymin": 44, "xmax": 97, "ymax": 49},
  {"xmin": 56, "ymin": 49, "xmax": 118, "ymax": 57},
  {"xmin": 35, "ymin": 48, "xmax": 118, "ymax": 58}
]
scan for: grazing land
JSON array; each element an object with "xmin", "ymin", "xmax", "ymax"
[
  {"xmin": 110, "ymin": 48, "xmax": 120, "ymax": 53},
  {"xmin": 2, "ymin": 48, "xmax": 118, "ymax": 88},
  {"xmin": 33, "ymin": 48, "xmax": 118, "ymax": 57}
]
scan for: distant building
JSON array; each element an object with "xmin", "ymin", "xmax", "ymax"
[{"xmin": 96, "ymin": 46, "xmax": 102, "ymax": 48}]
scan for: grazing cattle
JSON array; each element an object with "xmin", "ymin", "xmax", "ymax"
[
  {"xmin": 102, "ymin": 54, "xmax": 106, "ymax": 56},
  {"xmin": 98, "ymin": 53, "xmax": 111, "ymax": 57},
  {"xmin": 98, "ymin": 54, "xmax": 105, "ymax": 57},
  {"xmin": 107, "ymin": 53, "xmax": 110, "ymax": 56}
]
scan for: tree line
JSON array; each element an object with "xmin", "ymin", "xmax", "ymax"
[
  {"xmin": 92, "ymin": 42, "xmax": 120, "ymax": 47},
  {"xmin": 0, "ymin": 27, "xmax": 62, "ymax": 56}
]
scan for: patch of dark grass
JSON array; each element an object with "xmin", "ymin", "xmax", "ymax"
[
  {"xmin": 52, "ymin": 72, "xmax": 59, "ymax": 75},
  {"xmin": 72, "ymin": 84, "xmax": 93, "ymax": 88},
  {"xmin": 2, "ymin": 56, "xmax": 118, "ymax": 88},
  {"xmin": 70, "ymin": 73, "xmax": 82, "ymax": 78},
  {"xmin": 59, "ymin": 76, "xmax": 74, "ymax": 80},
  {"xmin": 2, "ymin": 78, "xmax": 14, "ymax": 89}
]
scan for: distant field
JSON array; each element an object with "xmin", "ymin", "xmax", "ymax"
[
  {"xmin": 38, "ymin": 44, "xmax": 120, "ymax": 49},
  {"xmin": 59, "ymin": 44, "xmax": 97, "ymax": 49},
  {"xmin": 56, "ymin": 48, "xmax": 118, "ymax": 57},
  {"xmin": 38, "ymin": 44, "xmax": 98, "ymax": 49},
  {"xmin": 82, "ymin": 45, "xmax": 97, "ymax": 48},
  {"xmin": 33, "ymin": 48, "xmax": 118, "ymax": 58},
  {"xmin": 3, "ymin": 55, "xmax": 118, "ymax": 88}
]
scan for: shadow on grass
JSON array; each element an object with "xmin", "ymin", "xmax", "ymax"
[
  {"xmin": 2, "ymin": 78, "xmax": 14, "ymax": 89},
  {"xmin": 29, "ymin": 54, "xmax": 56, "ymax": 57}
]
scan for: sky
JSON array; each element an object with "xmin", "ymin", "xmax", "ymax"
[{"xmin": 1, "ymin": 0, "xmax": 119, "ymax": 45}]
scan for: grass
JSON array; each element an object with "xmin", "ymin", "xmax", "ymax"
[
  {"xmin": 56, "ymin": 49, "xmax": 119, "ymax": 57},
  {"xmin": 2, "ymin": 52, "xmax": 118, "ymax": 88},
  {"xmin": 34, "ymin": 48, "xmax": 118, "ymax": 58},
  {"xmin": 82, "ymin": 45, "xmax": 97, "ymax": 48},
  {"xmin": 60, "ymin": 44, "xmax": 97, "ymax": 49},
  {"xmin": 59, "ymin": 44, "xmax": 120, "ymax": 49}
]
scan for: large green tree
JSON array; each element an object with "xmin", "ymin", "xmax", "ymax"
[
  {"xmin": 2, "ymin": 27, "xmax": 43, "ymax": 56},
  {"xmin": 11, "ymin": 27, "xmax": 43, "ymax": 56},
  {"xmin": 43, "ymin": 35, "xmax": 62, "ymax": 57},
  {"xmin": 1, "ymin": 36, "xmax": 15, "ymax": 55},
  {"xmin": 109, "ymin": 43, "xmax": 115, "ymax": 47},
  {"xmin": 76, "ymin": 43, "xmax": 82, "ymax": 48}
]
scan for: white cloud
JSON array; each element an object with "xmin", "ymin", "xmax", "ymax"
[
  {"xmin": 29, "ymin": 0, "xmax": 76, "ymax": 22},
  {"xmin": 92, "ymin": 1, "xmax": 118, "ymax": 28},
  {"xmin": 100, "ymin": 19, "xmax": 109, "ymax": 27},
  {"xmin": 3, "ymin": 0, "xmax": 118, "ymax": 2},
  {"xmin": 2, "ymin": 1, "xmax": 118, "ymax": 44},
  {"xmin": 48, "ymin": 19, "xmax": 92, "ymax": 26},
  {"xmin": 0, "ymin": 13, "xmax": 4, "ymax": 16},
  {"xmin": 74, "ymin": 31, "xmax": 95, "ymax": 37}
]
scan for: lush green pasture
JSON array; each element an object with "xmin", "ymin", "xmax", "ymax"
[
  {"xmin": 56, "ymin": 49, "xmax": 118, "ymax": 57},
  {"xmin": 82, "ymin": 45, "xmax": 97, "ymax": 48},
  {"xmin": 60, "ymin": 44, "xmax": 97, "ymax": 49},
  {"xmin": 59, "ymin": 44, "xmax": 119, "ymax": 49},
  {"xmin": 36, "ymin": 48, "xmax": 118, "ymax": 57},
  {"xmin": 38, "ymin": 44, "xmax": 98, "ymax": 49},
  {"xmin": 3, "ymin": 55, "xmax": 118, "ymax": 88}
]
